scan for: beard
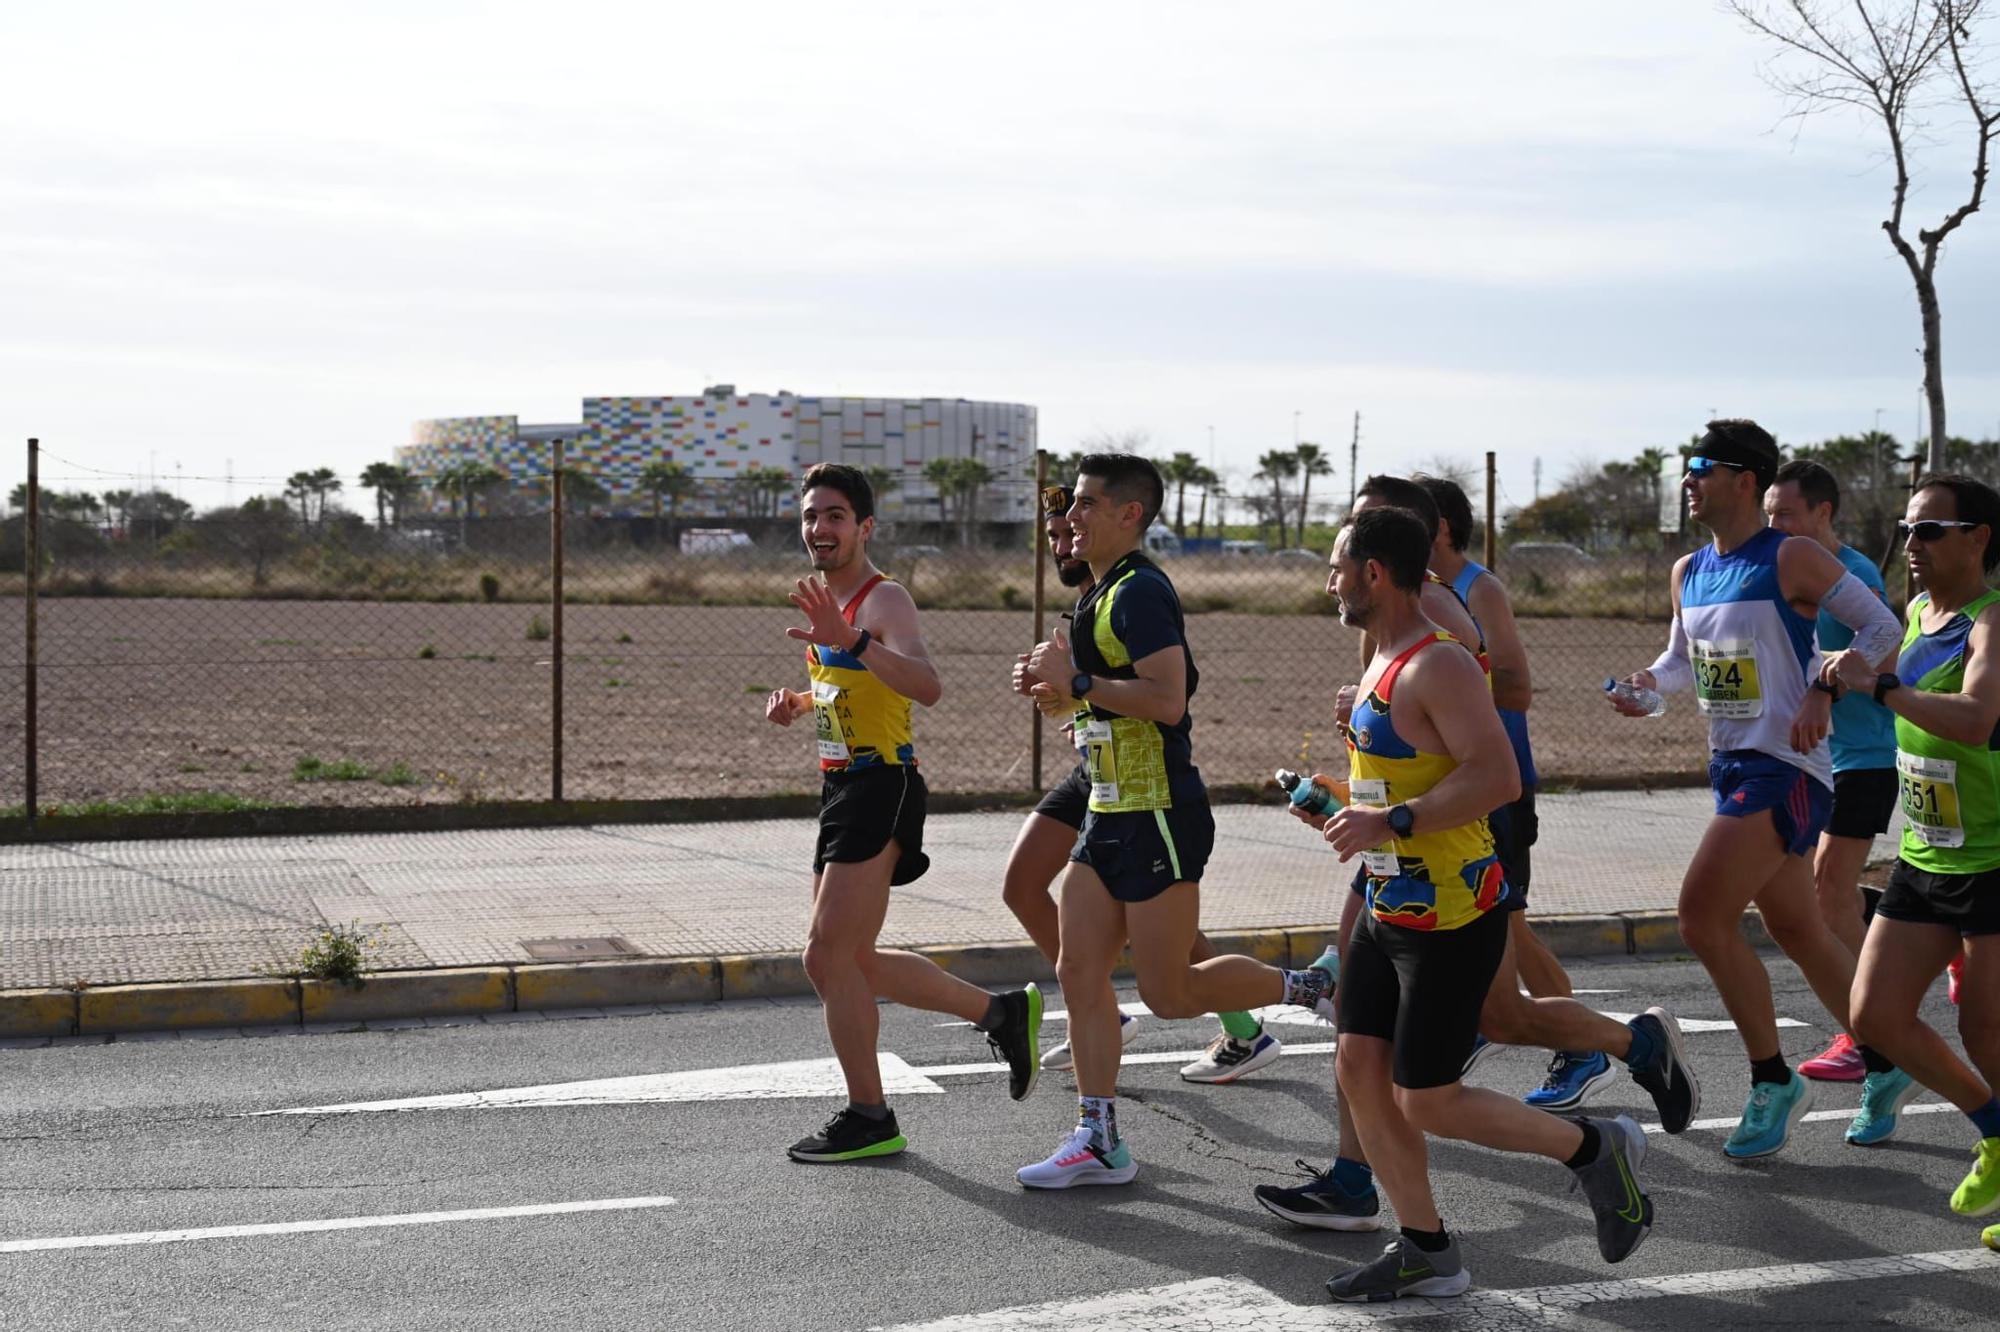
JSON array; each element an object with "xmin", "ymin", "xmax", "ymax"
[
  {"xmin": 1056, "ymin": 558, "xmax": 1091, "ymax": 588},
  {"xmin": 1337, "ymin": 592, "xmax": 1371, "ymax": 628}
]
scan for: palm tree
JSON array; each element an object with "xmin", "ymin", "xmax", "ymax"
[
  {"xmin": 308, "ymin": 467, "xmax": 342, "ymax": 529},
  {"xmin": 1190, "ymin": 466, "xmax": 1222, "ymax": 540},
  {"xmin": 923, "ymin": 457, "xmax": 960, "ymax": 537},
  {"xmin": 1294, "ymin": 443, "xmax": 1333, "ymax": 546},
  {"xmin": 435, "ymin": 462, "xmax": 506, "ymax": 546},
  {"xmin": 359, "ymin": 462, "xmax": 413, "ymax": 530},
  {"xmin": 283, "ymin": 471, "xmax": 315, "ymax": 529},
  {"xmin": 542, "ymin": 465, "xmax": 609, "ymax": 516},
  {"xmin": 862, "ymin": 466, "xmax": 900, "ymax": 514},
  {"xmin": 638, "ymin": 460, "xmax": 696, "ymax": 540},
  {"xmin": 102, "ymin": 488, "xmax": 134, "ymax": 536},
  {"xmin": 1254, "ymin": 449, "xmax": 1299, "ymax": 549},
  {"xmin": 1161, "ymin": 452, "xmax": 1201, "ymax": 537}
]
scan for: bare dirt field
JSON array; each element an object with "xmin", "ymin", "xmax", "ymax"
[{"xmin": 0, "ymin": 598, "xmax": 1710, "ymax": 809}]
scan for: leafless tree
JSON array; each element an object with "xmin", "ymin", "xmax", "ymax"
[{"xmin": 1731, "ymin": 0, "xmax": 1998, "ymax": 469}]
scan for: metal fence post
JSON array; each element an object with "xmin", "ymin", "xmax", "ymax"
[
  {"xmin": 24, "ymin": 437, "xmax": 38, "ymax": 830},
  {"xmin": 1484, "ymin": 451, "xmax": 1497, "ymax": 570},
  {"xmin": 1030, "ymin": 449, "xmax": 1048, "ymax": 792},
  {"xmin": 552, "ymin": 438, "xmax": 565, "ymax": 803}
]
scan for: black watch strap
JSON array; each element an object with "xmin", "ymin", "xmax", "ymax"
[
  {"xmin": 1387, "ymin": 803, "xmax": 1415, "ymax": 838},
  {"xmin": 1811, "ymin": 679, "xmax": 1837, "ymax": 697},
  {"xmin": 1874, "ymin": 673, "xmax": 1902, "ymax": 705},
  {"xmin": 1070, "ymin": 672, "xmax": 1094, "ymax": 698}
]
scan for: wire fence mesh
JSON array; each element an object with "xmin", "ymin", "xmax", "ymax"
[{"xmin": 14, "ymin": 438, "xmax": 1988, "ymax": 821}]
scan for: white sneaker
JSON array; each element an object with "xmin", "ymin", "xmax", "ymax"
[
  {"xmin": 1180, "ymin": 1030, "xmax": 1284, "ymax": 1084},
  {"xmin": 1040, "ymin": 1012, "xmax": 1140, "ymax": 1071},
  {"xmin": 1016, "ymin": 1126, "xmax": 1138, "ymax": 1189}
]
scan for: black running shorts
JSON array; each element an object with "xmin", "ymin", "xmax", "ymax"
[
  {"xmin": 1828, "ymin": 767, "xmax": 1898, "ymax": 841},
  {"xmin": 1488, "ymin": 788, "xmax": 1537, "ymax": 908},
  {"xmin": 1876, "ymin": 858, "xmax": 2000, "ymax": 936},
  {"xmin": 1069, "ymin": 774, "xmax": 1214, "ymax": 903},
  {"xmin": 1032, "ymin": 762, "xmax": 1091, "ymax": 831},
  {"xmin": 814, "ymin": 764, "xmax": 930, "ymax": 886},
  {"xmin": 1337, "ymin": 906, "xmax": 1509, "ymax": 1089}
]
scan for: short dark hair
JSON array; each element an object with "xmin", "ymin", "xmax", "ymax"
[
  {"xmin": 1077, "ymin": 453, "xmax": 1164, "ymax": 528},
  {"xmin": 1357, "ymin": 474, "xmax": 1441, "ymax": 542},
  {"xmin": 1915, "ymin": 472, "xmax": 2000, "ymax": 573},
  {"xmin": 1773, "ymin": 459, "xmax": 1840, "ymax": 517},
  {"xmin": 1697, "ymin": 419, "xmax": 1781, "ymax": 492},
  {"xmin": 799, "ymin": 463, "xmax": 874, "ymax": 523},
  {"xmin": 1415, "ymin": 475, "xmax": 1474, "ymax": 553},
  {"xmin": 1342, "ymin": 505, "xmax": 1430, "ymax": 592}
]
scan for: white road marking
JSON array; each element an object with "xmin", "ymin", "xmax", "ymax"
[
  {"xmin": 944, "ymin": 1001, "xmax": 1800, "ymax": 1034},
  {"xmin": 256, "ymin": 1053, "xmax": 941, "ymax": 1115},
  {"xmin": 1662, "ymin": 1099, "xmax": 1960, "ymax": 1137},
  {"xmin": 872, "ymin": 1249, "xmax": 2000, "ymax": 1330},
  {"xmin": 0, "ymin": 1196, "xmax": 678, "ymax": 1255}
]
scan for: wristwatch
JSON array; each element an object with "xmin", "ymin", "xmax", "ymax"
[
  {"xmin": 1386, "ymin": 804, "xmax": 1415, "ymax": 838},
  {"xmin": 1810, "ymin": 679, "xmax": 1837, "ymax": 698},
  {"xmin": 1874, "ymin": 673, "xmax": 1903, "ymax": 705},
  {"xmin": 1070, "ymin": 672, "xmax": 1094, "ymax": 699}
]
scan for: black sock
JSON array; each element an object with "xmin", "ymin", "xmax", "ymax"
[
  {"xmin": 846, "ymin": 1101, "xmax": 891, "ymax": 1122},
  {"xmin": 973, "ymin": 994, "xmax": 1007, "ymax": 1033},
  {"xmin": 1750, "ymin": 1054, "xmax": 1790, "ymax": 1087},
  {"xmin": 1861, "ymin": 886, "xmax": 1883, "ymax": 924},
  {"xmin": 1860, "ymin": 1044, "xmax": 1896, "ymax": 1074},
  {"xmin": 1564, "ymin": 1119, "xmax": 1602, "ymax": 1170},
  {"xmin": 1400, "ymin": 1224, "xmax": 1452, "ymax": 1253}
]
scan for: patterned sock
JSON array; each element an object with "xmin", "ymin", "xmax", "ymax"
[
  {"xmin": 1622, "ymin": 1018, "xmax": 1658, "ymax": 1071},
  {"xmin": 1969, "ymin": 1099, "xmax": 2000, "ymax": 1140},
  {"xmin": 1079, "ymin": 1095, "xmax": 1119, "ymax": 1148},
  {"xmin": 1282, "ymin": 967, "xmax": 1334, "ymax": 1009},
  {"xmin": 1330, "ymin": 1156, "xmax": 1374, "ymax": 1196},
  {"xmin": 1218, "ymin": 1010, "xmax": 1263, "ymax": 1041}
]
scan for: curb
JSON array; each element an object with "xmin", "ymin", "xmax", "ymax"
[{"xmin": 0, "ymin": 909, "xmax": 1732, "ymax": 1041}]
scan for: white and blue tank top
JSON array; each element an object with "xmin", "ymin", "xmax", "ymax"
[
  {"xmin": 1678, "ymin": 527, "xmax": 1829, "ymax": 787},
  {"xmin": 1450, "ymin": 561, "xmax": 1537, "ymax": 788}
]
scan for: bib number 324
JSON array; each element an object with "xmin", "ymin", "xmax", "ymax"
[{"xmin": 1691, "ymin": 639, "xmax": 1763, "ymax": 719}]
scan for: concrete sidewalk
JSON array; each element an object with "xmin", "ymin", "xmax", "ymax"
[{"xmin": 0, "ymin": 788, "xmax": 1899, "ymax": 1038}]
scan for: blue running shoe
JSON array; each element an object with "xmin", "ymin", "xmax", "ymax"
[
  {"xmin": 1723, "ymin": 1073, "xmax": 1815, "ymax": 1159},
  {"xmin": 1253, "ymin": 1159, "xmax": 1383, "ymax": 1232},
  {"xmin": 1846, "ymin": 1068, "xmax": 1920, "ymax": 1146},
  {"xmin": 1460, "ymin": 1035, "xmax": 1494, "ymax": 1080},
  {"xmin": 1525, "ymin": 1050, "xmax": 1618, "ymax": 1112}
]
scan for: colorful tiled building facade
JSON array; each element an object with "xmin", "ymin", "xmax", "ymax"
[{"xmin": 401, "ymin": 388, "xmax": 1038, "ymax": 523}]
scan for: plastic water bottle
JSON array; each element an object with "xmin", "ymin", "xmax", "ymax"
[
  {"xmin": 1603, "ymin": 677, "xmax": 1666, "ymax": 718},
  {"xmin": 1276, "ymin": 768, "xmax": 1348, "ymax": 816}
]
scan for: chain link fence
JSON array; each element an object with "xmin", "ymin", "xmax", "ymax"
[{"xmin": 30, "ymin": 439, "xmax": 1944, "ymax": 823}]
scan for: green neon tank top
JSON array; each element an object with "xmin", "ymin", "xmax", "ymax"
[{"xmin": 1895, "ymin": 588, "xmax": 2000, "ymax": 873}]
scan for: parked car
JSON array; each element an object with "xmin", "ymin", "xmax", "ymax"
[
  {"xmin": 1221, "ymin": 539, "xmax": 1269, "ymax": 556},
  {"xmin": 680, "ymin": 528, "xmax": 754, "ymax": 555}
]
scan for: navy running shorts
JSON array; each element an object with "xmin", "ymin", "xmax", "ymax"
[
  {"xmin": 1069, "ymin": 774, "xmax": 1214, "ymax": 903},
  {"xmin": 1032, "ymin": 762, "xmax": 1091, "ymax": 831},
  {"xmin": 1710, "ymin": 749, "xmax": 1832, "ymax": 858}
]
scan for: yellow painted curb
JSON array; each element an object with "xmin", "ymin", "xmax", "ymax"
[
  {"xmin": 1203, "ymin": 929, "xmax": 1290, "ymax": 966},
  {"xmin": 79, "ymin": 979, "xmax": 298, "ymax": 1035},
  {"xmin": 515, "ymin": 959, "xmax": 720, "ymax": 1010},
  {"xmin": 1526, "ymin": 915, "xmax": 1631, "ymax": 958},
  {"xmin": 0, "ymin": 987, "xmax": 77, "ymax": 1039},
  {"xmin": 301, "ymin": 967, "xmax": 511, "ymax": 1024},
  {"xmin": 717, "ymin": 953, "xmax": 813, "ymax": 1000}
]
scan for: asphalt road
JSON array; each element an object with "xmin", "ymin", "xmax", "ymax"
[{"xmin": 2, "ymin": 956, "xmax": 1996, "ymax": 1331}]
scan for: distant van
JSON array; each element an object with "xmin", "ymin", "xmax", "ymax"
[
  {"xmin": 1143, "ymin": 525, "xmax": 1181, "ymax": 556},
  {"xmin": 680, "ymin": 528, "xmax": 753, "ymax": 555}
]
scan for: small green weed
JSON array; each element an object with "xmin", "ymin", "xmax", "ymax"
[
  {"xmin": 0, "ymin": 791, "xmax": 271, "ymax": 819},
  {"xmin": 417, "ymin": 644, "xmax": 437, "ymax": 659},
  {"xmin": 606, "ymin": 678, "xmax": 624, "ymax": 688},
  {"xmin": 526, "ymin": 614, "xmax": 551, "ymax": 641},
  {"xmin": 479, "ymin": 572, "xmax": 502, "ymax": 603},
  {"xmin": 297, "ymin": 922, "xmax": 376, "ymax": 987},
  {"xmin": 461, "ymin": 652, "xmax": 496, "ymax": 662},
  {"xmin": 258, "ymin": 638, "xmax": 303, "ymax": 647},
  {"xmin": 293, "ymin": 755, "xmax": 374, "ymax": 783},
  {"xmin": 177, "ymin": 762, "xmax": 208, "ymax": 774},
  {"xmin": 615, "ymin": 632, "xmax": 634, "ymax": 644},
  {"xmin": 377, "ymin": 761, "xmax": 417, "ymax": 787}
]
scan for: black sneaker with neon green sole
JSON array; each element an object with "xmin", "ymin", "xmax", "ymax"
[
  {"xmin": 986, "ymin": 983, "xmax": 1044, "ymax": 1101},
  {"xmin": 787, "ymin": 1108, "xmax": 907, "ymax": 1163}
]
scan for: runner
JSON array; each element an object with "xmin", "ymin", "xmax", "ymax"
[
  {"xmin": 1829, "ymin": 473, "xmax": 2000, "ymax": 1246},
  {"xmin": 1257, "ymin": 478, "xmax": 1695, "ymax": 1237},
  {"xmin": 1014, "ymin": 452, "xmax": 1333, "ymax": 1189},
  {"xmin": 1609, "ymin": 420, "xmax": 1902, "ymax": 1160},
  {"xmin": 1007, "ymin": 483, "xmax": 1283, "ymax": 1084},
  {"xmin": 1762, "ymin": 460, "xmax": 1904, "ymax": 1089},
  {"xmin": 766, "ymin": 463, "xmax": 1041, "ymax": 1164},
  {"xmin": 1420, "ymin": 473, "xmax": 1630, "ymax": 1112},
  {"xmin": 1317, "ymin": 505, "xmax": 1652, "ymax": 1301}
]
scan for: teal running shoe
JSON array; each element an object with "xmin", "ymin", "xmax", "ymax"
[
  {"xmin": 1845, "ymin": 1068, "xmax": 1919, "ymax": 1146},
  {"xmin": 1723, "ymin": 1073, "xmax": 1815, "ymax": 1159}
]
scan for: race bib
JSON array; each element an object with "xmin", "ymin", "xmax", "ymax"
[
  {"xmin": 1077, "ymin": 716, "xmax": 1118, "ymax": 804},
  {"xmin": 812, "ymin": 680, "xmax": 849, "ymax": 762},
  {"xmin": 1349, "ymin": 777, "xmax": 1400, "ymax": 877},
  {"xmin": 1691, "ymin": 639, "xmax": 1763, "ymax": 719},
  {"xmin": 1898, "ymin": 750, "xmax": 1964, "ymax": 848}
]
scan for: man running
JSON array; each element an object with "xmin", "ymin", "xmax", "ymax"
[
  {"xmin": 1319, "ymin": 505, "xmax": 1653, "ymax": 1301},
  {"xmin": 1609, "ymin": 420, "xmax": 1901, "ymax": 1159},
  {"xmin": 1007, "ymin": 483, "xmax": 1283, "ymax": 1084},
  {"xmin": 1419, "ymin": 473, "xmax": 1620, "ymax": 1112},
  {"xmin": 1832, "ymin": 473, "xmax": 2000, "ymax": 1247},
  {"xmin": 1762, "ymin": 460, "xmax": 1904, "ymax": 1090},
  {"xmin": 1014, "ymin": 452, "xmax": 1335, "ymax": 1189},
  {"xmin": 766, "ymin": 463, "xmax": 1041, "ymax": 1164},
  {"xmin": 1258, "ymin": 478, "xmax": 1693, "ymax": 1235}
]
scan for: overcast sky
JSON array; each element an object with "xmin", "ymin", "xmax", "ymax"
[{"xmin": 5, "ymin": 1, "xmax": 1997, "ymax": 517}]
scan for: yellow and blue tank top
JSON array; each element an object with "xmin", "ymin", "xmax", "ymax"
[
  {"xmin": 1894, "ymin": 589, "xmax": 2000, "ymax": 873},
  {"xmin": 1347, "ymin": 632, "xmax": 1505, "ymax": 931},
  {"xmin": 805, "ymin": 573, "xmax": 915, "ymax": 772},
  {"xmin": 1070, "ymin": 550, "xmax": 1197, "ymax": 813}
]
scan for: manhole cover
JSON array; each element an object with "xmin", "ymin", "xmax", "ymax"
[{"xmin": 521, "ymin": 936, "xmax": 642, "ymax": 961}]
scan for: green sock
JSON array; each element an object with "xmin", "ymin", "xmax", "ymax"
[{"xmin": 1218, "ymin": 1010, "xmax": 1262, "ymax": 1041}]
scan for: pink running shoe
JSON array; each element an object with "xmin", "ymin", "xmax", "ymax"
[
  {"xmin": 1950, "ymin": 952, "xmax": 1966, "ymax": 1006},
  {"xmin": 1800, "ymin": 1032, "xmax": 1866, "ymax": 1082}
]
